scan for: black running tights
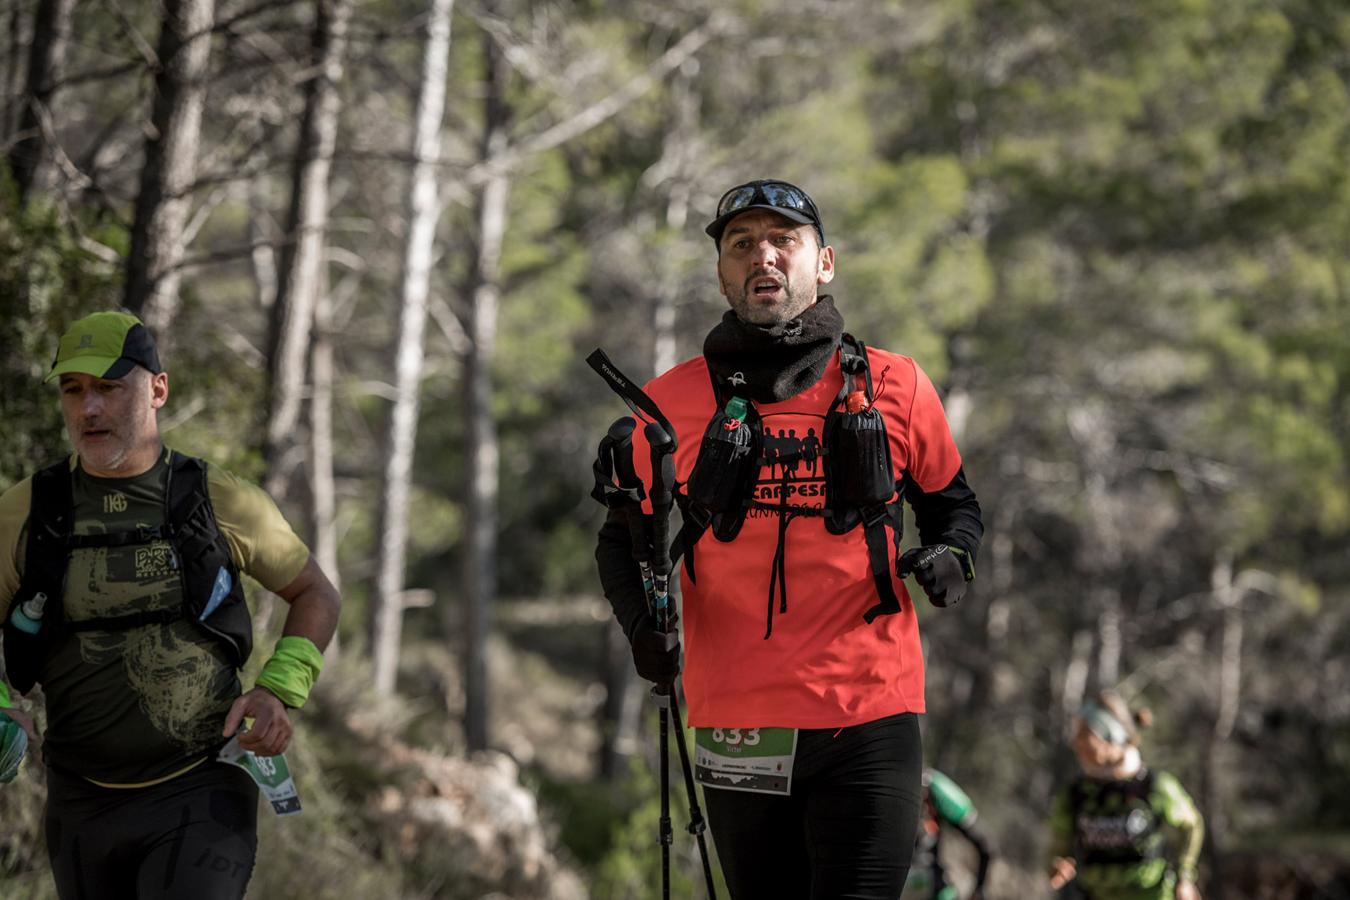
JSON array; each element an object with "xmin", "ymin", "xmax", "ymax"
[
  {"xmin": 704, "ymin": 711, "xmax": 923, "ymax": 900},
  {"xmin": 45, "ymin": 761, "xmax": 259, "ymax": 900}
]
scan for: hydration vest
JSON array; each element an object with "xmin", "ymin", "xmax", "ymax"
[
  {"xmin": 1070, "ymin": 769, "xmax": 1163, "ymax": 867},
  {"xmin": 2, "ymin": 452, "xmax": 252, "ymax": 695},
  {"xmin": 673, "ymin": 334, "xmax": 906, "ymax": 636}
]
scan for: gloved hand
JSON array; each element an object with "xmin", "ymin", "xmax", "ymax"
[
  {"xmin": 630, "ymin": 615, "xmax": 682, "ymax": 685},
  {"xmin": 897, "ymin": 544, "xmax": 969, "ymax": 607}
]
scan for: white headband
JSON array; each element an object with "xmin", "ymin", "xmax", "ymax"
[{"xmin": 1079, "ymin": 701, "xmax": 1131, "ymax": 745}]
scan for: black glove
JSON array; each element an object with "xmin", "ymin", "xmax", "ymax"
[
  {"xmin": 897, "ymin": 544, "xmax": 969, "ymax": 607},
  {"xmin": 630, "ymin": 615, "xmax": 682, "ymax": 685}
]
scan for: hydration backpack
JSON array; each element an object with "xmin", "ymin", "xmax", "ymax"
[
  {"xmin": 2, "ymin": 452, "xmax": 252, "ymax": 694},
  {"xmin": 1069, "ymin": 769, "xmax": 1163, "ymax": 867},
  {"xmin": 674, "ymin": 334, "xmax": 906, "ymax": 636}
]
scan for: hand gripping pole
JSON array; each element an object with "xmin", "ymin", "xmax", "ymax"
[{"xmin": 589, "ymin": 350, "xmax": 716, "ymax": 899}]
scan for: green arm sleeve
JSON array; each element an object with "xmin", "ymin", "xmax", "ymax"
[
  {"xmin": 254, "ymin": 636, "xmax": 325, "ymax": 709},
  {"xmin": 927, "ymin": 769, "xmax": 977, "ymax": 826},
  {"xmin": 1154, "ymin": 771, "xmax": 1205, "ymax": 880}
]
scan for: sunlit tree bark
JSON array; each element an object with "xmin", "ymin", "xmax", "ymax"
[
  {"xmin": 460, "ymin": 11, "xmax": 510, "ymax": 753},
  {"xmin": 264, "ymin": 0, "xmax": 353, "ymax": 503},
  {"xmin": 371, "ymin": 0, "xmax": 454, "ymax": 696}
]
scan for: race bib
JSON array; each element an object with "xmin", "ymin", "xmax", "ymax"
[
  {"xmin": 694, "ymin": 727, "xmax": 797, "ymax": 796},
  {"xmin": 217, "ymin": 735, "xmax": 302, "ymax": 816}
]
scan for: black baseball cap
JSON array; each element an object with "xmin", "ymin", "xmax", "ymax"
[
  {"xmin": 46, "ymin": 311, "xmax": 163, "ymax": 383},
  {"xmin": 705, "ymin": 179, "xmax": 825, "ymax": 246}
]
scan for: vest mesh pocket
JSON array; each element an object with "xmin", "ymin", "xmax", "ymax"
[
  {"xmin": 825, "ymin": 406, "xmax": 895, "ymax": 508},
  {"xmin": 687, "ymin": 406, "xmax": 760, "ymax": 514}
]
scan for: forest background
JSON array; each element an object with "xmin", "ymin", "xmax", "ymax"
[{"xmin": 1, "ymin": 0, "xmax": 1347, "ymax": 898}]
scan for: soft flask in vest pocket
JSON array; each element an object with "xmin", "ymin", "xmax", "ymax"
[
  {"xmin": 824, "ymin": 401, "xmax": 895, "ymax": 511},
  {"xmin": 167, "ymin": 470, "xmax": 253, "ymax": 668},
  {"xmin": 686, "ymin": 397, "xmax": 760, "ymax": 541},
  {"xmin": 3, "ymin": 590, "xmax": 52, "ymax": 694}
]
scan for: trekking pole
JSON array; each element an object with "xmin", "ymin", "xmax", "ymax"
[
  {"xmin": 613, "ymin": 419, "xmax": 717, "ymax": 899},
  {"xmin": 668, "ymin": 689, "xmax": 717, "ymax": 893},
  {"xmin": 589, "ymin": 349, "xmax": 717, "ymax": 899},
  {"xmin": 606, "ymin": 418, "xmax": 656, "ymax": 605},
  {"xmin": 646, "ymin": 422, "xmax": 677, "ymax": 900},
  {"xmin": 597, "ymin": 415, "xmax": 675, "ymax": 895}
]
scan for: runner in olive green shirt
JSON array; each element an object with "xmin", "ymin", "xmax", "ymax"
[
  {"xmin": 1048, "ymin": 691, "xmax": 1204, "ymax": 900},
  {"xmin": 0, "ymin": 312, "xmax": 341, "ymax": 900}
]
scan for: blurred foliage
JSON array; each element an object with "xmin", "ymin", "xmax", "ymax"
[
  {"xmin": 1, "ymin": 0, "xmax": 1348, "ymax": 897},
  {"xmin": 0, "ymin": 185, "xmax": 122, "ymax": 488}
]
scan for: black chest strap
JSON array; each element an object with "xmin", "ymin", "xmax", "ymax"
[
  {"xmin": 677, "ymin": 336, "xmax": 906, "ymax": 636},
  {"xmin": 833, "ymin": 336, "xmax": 904, "ymax": 624}
]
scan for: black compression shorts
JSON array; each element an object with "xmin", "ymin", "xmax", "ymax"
[
  {"xmin": 704, "ymin": 711, "xmax": 924, "ymax": 900},
  {"xmin": 45, "ymin": 760, "xmax": 259, "ymax": 900}
]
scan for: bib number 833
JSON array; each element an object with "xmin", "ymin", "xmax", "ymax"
[{"xmin": 711, "ymin": 728, "xmax": 761, "ymax": 747}]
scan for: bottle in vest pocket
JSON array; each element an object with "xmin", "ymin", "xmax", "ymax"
[
  {"xmin": 686, "ymin": 397, "xmax": 760, "ymax": 517},
  {"xmin": 9, "ymin": 592, "xmax": 48, "ymax": 635},
  {"xmin": 199, "ymin": 567, "xmax": 232, "ymax": 621},
  {"xmin": 825, "ymin": 396, "xmax": 894, "ymax": 508}
]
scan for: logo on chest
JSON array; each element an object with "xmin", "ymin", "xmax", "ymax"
[
  {"xmin": 135, "ymin": 544, "xmax": 176, "ymax": 579},
  {"xmin": 750, "ymin": 412, "xmax": 827, "ymax": 514},
  {"xmin": 102, "ymin": 491, "xmax": 129, "ymax": 513}
]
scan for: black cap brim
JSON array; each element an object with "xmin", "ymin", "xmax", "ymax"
[{"xmin": 705, "ymin": 205, "xmax": 818, "ymax": 244}]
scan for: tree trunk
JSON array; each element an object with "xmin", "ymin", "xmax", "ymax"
[
  {"xmin": 248, "ymin": 164, "xmax": 278, "ymax": 311},
  {"xmin": 263, "ymin": 0, "xmax": 353, "ymax": 503},
  {"xmin": 8, "ymin": 0, "xmax": 75, "ymax": 205},
  {"xmin": 309, "ymin": 273, "xmax": 343, "ymax": 662},
  {"xmin": 651, "ymin": 62, "xmax": 698, "ymax": 374},
  {"xmin": 3, "ymin": 8, "xmax": 22, "ymax": 139},
  {"xmin": 461, "ymin": 15, "xmax": 510, "ymax": 753},
  {"xmin": 598, "ymin": 619, "xmax": 639, "ymax": 781},
  {"xmin": 1067, "ymin": 404, "xmax": 1125, "ymax": 691},
  {"xmin": 123, "ymin": 0, "xmax": 216, "ymax": 337},
  {"xmin": 1201, "ymin": 555, "xmax": 1243, "ymax": 900},
  {"xmin": 1095, "ymin": 586, "xmax": 1122, "ymax": 687},
  {"xmin": 370, "ymin": 0, "xmax": 454, "ymax": 696},
  {"xmin": 966, "ymin": 496, "xmax": 1013, "ymax": 723}
]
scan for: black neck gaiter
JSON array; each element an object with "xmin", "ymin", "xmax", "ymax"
[{"xmin": 702, "ymin": 295, "xmax": 845, "ymax": 403}]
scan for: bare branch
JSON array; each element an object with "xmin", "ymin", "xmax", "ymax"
[
  {"xmin": 476, "ymin": 16, "xmax": 726, "ymax": 181},
  {"xmin": 175, "ymin": 236, "xmax": 281, "ymax": 272},
  {"xmin": 102, "ymin": 0, "xmax": 160, "ymax": 70}
]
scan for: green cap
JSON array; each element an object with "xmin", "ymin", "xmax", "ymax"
[{"xmin": 46, "ymin": 311, "xmax": 162, "ymax": 384}]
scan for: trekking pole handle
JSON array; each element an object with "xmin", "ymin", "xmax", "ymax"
[
  {"xmin": 608, "ymin": 417, "xmax": 639, "ymax": 486},
  {"xmin": 608, "ymin": 418, "xmax": 653, "ymax": 568},
  {"xmin": 645, "ymin": 421, "xmax": 676, "ymax": 625},
  {"xmin": 646, "ymin": 421, "xmax": 676, "ymax": 571}
]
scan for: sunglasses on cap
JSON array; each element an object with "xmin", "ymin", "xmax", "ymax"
[
  {"xmin": 1077, "ymin": 701, "xmax": 1131, "ymax": 746},
  {"xmin": 716, "ymin": 180, "xmax": 820, "ymax": 220},
  {"xmin": 706, "ymin": 179, "xmax": 824, "ymax": 244}
]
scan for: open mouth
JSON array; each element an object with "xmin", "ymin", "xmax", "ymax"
[{"xmin": 751, "ymin": 277, "xmax": 784, "ymax": 298}]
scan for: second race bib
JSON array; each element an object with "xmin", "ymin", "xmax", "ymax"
[{"xmin": 217, "ymin": 735, "xmax": 302, "ymax": 816}]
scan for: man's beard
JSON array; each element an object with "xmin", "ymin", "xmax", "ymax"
[{"xmin": 726, "ymin": 273, "xmax": 815, "ymax": 325}]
